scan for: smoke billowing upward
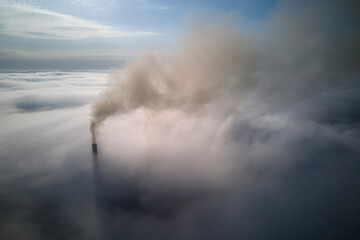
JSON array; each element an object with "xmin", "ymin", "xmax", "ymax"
[
  {"xmin": 90, "ymin": 21, "xmax": 258, "ymax": 142},
  {"xmin": 90, "ymin": 0, "xmax": 359, "ymax": 143},
  {"xmin": 85, "ymin": 3, "xmax": 360, "ymax": 238}
]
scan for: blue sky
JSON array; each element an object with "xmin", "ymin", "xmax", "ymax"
[{"xmin": 0, "ymin": 0, "xmax": 276, "ymax": 69}]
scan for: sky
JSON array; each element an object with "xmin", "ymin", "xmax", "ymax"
[
  {"xmin": 0, "ymin": 0, "xmax": 276, "ymax": 69},
  {"xmin": 0, "ymin": 0, "xmax": 360, "ymax": 240}
]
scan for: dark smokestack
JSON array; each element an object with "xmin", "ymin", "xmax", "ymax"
[{"xmin": 92, "ymin": 143, "xmax": 98, "ymax": 155}]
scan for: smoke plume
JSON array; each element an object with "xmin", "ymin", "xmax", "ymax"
[
  {"xmin": 90, "ymin": 0, "xmax": 359, "ymax": 143},
  {"xmin": 85, "ymin": 1, "xmax": 360, "ymax": 239},
  {"xmin": 90, "ymin": 21, "xmax": 257, "ymax": 142}
]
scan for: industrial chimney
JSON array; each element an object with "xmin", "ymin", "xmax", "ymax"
[{"xmin": 92, "ymin": 143, "xmax": 98, "ymax": 155}]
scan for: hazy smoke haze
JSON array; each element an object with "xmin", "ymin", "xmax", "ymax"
[
  {"xmin": 0, "ymin": 0, "xmax": 359, "ymax": 239},
  {"xmin": 85, "ymin": 2, "xmax": 360, "ymax": 239}
]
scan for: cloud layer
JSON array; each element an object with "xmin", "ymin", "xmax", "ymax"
[{"xmin": 0, "ymin": 1, "xmax": 156, "ymax": 39}]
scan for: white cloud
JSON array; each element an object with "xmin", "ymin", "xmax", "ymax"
[
  {"xmin": 0, "ymin": 1, "xmax": 157, "ymax": 40},
  {"xmin": 0, "ymin": 70, "xmax": 106, "ymax": 112},
  {"xmin": 0, "ymin": 48, "xmax": 140, "ymax": 60}
]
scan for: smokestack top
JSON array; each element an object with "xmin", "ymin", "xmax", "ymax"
[{"xmin": 92, "ymin": 143, "xmax": 98, "ymax": 155}]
